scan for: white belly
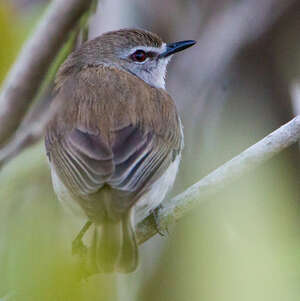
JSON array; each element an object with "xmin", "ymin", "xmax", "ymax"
[
  {"xmin": 51, "ymin": 154, "xmax": 181, "ymax": 223},
  {"xmin": 134, "ymin": 155, "xmax": 181, "ymax": 223},
  {"xmin": 51, "ymin": 167, "xmax": 87, "ymax": 219}
]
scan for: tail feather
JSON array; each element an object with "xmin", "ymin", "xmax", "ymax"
[
  {"xmin": 117, "ymin": 213, "xmax": 138, "ymax": 273},
  {"xmin": 94, "ymin": 221, "xmax": 122, "ymax": 273},
  {"xmin": 90, "ymin": 212, "xmax": 138, "ymax": 273}
]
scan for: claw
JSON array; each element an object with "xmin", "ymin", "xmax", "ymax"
[{"xmin": 152, "ymin": 207, "xmax": 168, "ymax": 237}]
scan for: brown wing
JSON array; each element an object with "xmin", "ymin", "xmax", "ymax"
[{"xmin": 45, "ymin": 65, "xmax": 182, "ymax": 214}]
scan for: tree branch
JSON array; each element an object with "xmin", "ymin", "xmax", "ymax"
[
  {"xmin": 0, "ymin": 0, "xmax": 93, "ymax": 147},
  {"xmin": 136, "ymin": 116, "xmax": 300, "ymax": 244},
  {"xmin": 0, "ymin": 99, "xmax": 62, "ymax": 169}
]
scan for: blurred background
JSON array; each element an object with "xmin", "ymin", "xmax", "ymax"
[{"xmin": 0, "ymin": 0, "xmax": 300, "ymax": 300}]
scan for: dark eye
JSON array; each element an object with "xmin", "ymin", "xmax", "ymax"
[{"xmin": 131, "ymin": 50, "xmax": 147, "ymax": 62}]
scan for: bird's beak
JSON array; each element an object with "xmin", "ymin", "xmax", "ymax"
[{"xmin": 158, "ymin": 40, "xmax": 196, "ymax": 58}]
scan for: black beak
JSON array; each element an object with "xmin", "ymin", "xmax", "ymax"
[{"xmin": 158, "ymin": 40, "xmax": 196, "ymax": 58}]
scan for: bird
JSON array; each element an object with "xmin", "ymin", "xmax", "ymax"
[{"xmin": 45, "ymin": 28, "xmax": 196, "ymax": 273}]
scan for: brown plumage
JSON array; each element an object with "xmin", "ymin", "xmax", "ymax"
[
  {"xmin": 46, "ymin": 64, "xmax": 182, "ymax": 216},
  {"xmin": 45, "ymin": 29, "xmax": 195, "ymax": 273},
  {"xmin": 55, "ymin": 29, "xmax": 163, "ymax": 89}
]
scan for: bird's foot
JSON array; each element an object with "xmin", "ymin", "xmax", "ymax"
[
  {"xmin": 72, "ymin": 221, "xmax": 108, "ymax": 280},
  {"xmin": 72, "ymin": 237, "xmax": 87, "ymax": 258},
  {"xmin": 152, "ymin": 206, "xmax": 168, "ymax": 237},
  {"xmin": 72, "ymin": 221, "xmax": 92, "ymax": 258}
]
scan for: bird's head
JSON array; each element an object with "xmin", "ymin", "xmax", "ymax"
[{"xmin": 59, "ymin": 29, "xmax": 196, "ymax": 89}]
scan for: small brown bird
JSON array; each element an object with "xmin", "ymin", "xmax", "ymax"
[{"xmin": 45, "ymin": 29, "xmax": 196, "ymax": 273}]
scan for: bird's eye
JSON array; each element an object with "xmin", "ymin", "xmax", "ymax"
[{"xmin": 131, "ymin": 50, "xmax": 147, "ymax": 62}]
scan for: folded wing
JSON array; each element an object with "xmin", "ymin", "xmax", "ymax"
[{"xmin": 47, "ymin": 124, "xmax": 176, "ymax": 202}]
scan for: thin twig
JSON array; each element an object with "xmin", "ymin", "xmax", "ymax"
[
  {"xmin": 0, "ymin": 0, "xmax": 93, "ymax": 147},
  {"xmin": 136, "ymin": 116, "xmax": 300, "ymax": 244}
]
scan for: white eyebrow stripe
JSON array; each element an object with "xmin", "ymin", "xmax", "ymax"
[{"xmin": 122, "ymin": 43, "xmax": 167, "ymax": 57}]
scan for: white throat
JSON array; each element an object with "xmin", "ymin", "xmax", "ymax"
[
  {"xmin": 140, "ymin": 56, "xmax": 171, "ymax": 89},
  {"xmin": 122, "ymin": 43, "xmax": 171, "ymax": 89}
]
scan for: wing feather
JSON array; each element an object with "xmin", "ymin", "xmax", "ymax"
[{"xmin": 49, "ymin": 126, "xmax": 175, "ymax": 197}]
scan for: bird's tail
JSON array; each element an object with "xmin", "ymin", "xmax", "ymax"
[{"xmin": 89, "ymin": 213, "xmax": 138, "ymax": 273}]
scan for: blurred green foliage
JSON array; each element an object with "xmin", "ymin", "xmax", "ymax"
[
  {"xmin": 0, "ymin": 2, "xmax": 22, "ymax": 82},
  {"xmin": 0, "ymin": 143, "xmax": 119, "ymax": 300},
  {"xmin": 0, "ymin": 1, "xmax": 47, "ymax": 83}
]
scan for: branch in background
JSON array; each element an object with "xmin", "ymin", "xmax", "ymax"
[
  {"xmin": 0, "ymin": 0, "xmax": 98, "ymax": 169},
  {"xmin": 16, "ymin": 18, "xmax": 87, "ymax": 138},
  {"xmin": 0, "ymin": 100, "xmax": 62, "ymax": 169},
  {"xmin": 171, "ymin": 0, "xmax": 296, "ymax": 113},
  {"xmin": 0, "ymin": 0, "xmax": 93, "ymax": 147},
  {"xmin": 136, "ymin": 116, "xmax": 300, "ymax": 244}
]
